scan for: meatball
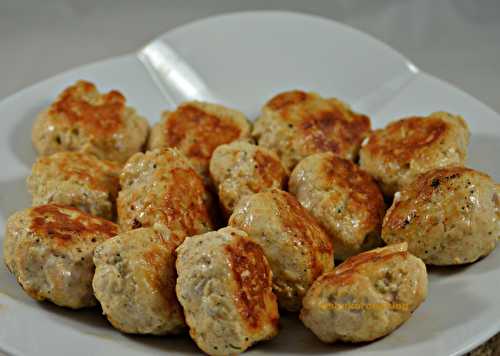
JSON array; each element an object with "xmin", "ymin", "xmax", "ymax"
[
  {"xmin": 176, "ymin": 227, "xmax": 279, "ymax": 356},
  {"xmin": 93, "ymin": 224, "xmax": 184, "ymax": 334},
  {"xmin": 209, "ymin": 141, "xmax": 288, "ymax": 216},
  {"xmin": 27, "ymin": 152, "xmax": 120, "ymax": 220},
  {"xmin": 148, "ymin": 101, "xmax": 252, "ymax": 179},
  {"xmin": 32, "ymin": 80, "xmax": 149, "ymax": 163},
  {"xmin": 229, "ymin": 189, "xmax": 333, "ymax": 311},
  {"xmin": 252, "ymin": 90, "xmax": 371, "ymax": 171},
  {"xmin": 300, "ymin": 243, "xmax": 428, "ymax": 343},
  {"xmin": 289, "ymin": 153, "xmax": 385, "ymax": 260},
  {"xmin": 359, "ymin": 112, "xmax": 469, "ymax": 196},
  {"xmin": 117, "ymin": 148, "xmax": 216, "ymax": 239},
  {"xmin": 3, "ymin": 204, "xmax": 118, "ymax": 308},
  {"xmin": 382, "ymin": 166, "xmax": 499, "ymax": 265}
]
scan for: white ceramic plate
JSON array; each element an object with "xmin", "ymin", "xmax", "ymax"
[{"xmin": 0, "ymin": 11, "xmax": 498, "ymax": 356}]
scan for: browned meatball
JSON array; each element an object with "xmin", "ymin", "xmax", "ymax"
[
  {"xmin": 359, "ymin": 112, "xmax": 469, "ymax": 196},
  {"xmin": 176, "ymin": 227, "xmax": 279, "ymax": 355},
  {"xmin": 229, "ymin": 189, "xmax": 333, "ymax": 311},
  {"xmin": 382, "ymin": 166, "xmax": 498, "ymax": 265},
  {"xmin": 148, "ymin": 101, "xmax": 252, "ymax": 179},
  {"xmin": 300, "ymin": 243, "xmax": 428, "ymax": 343},
  {"xmin": 253, "ymin": 90, "xmax": 371, "ymax": 170},
  {"xmin": 93, "ymin": 224, "xmax": 184, "ymax": 335},
  {"xmin": 209, "ymin": 141, "xmax": 288, "ymax": 216},
  {"xmin": 117, "ymin": 148, "xmax": 216, "ymax": 240},
  {"xmin": 4, "ymin": 204, "xmax": 118, "ymax": 308},
  {"xmin": 32, "ymin": 80, "xmax": 149, "ymax": 163},
  {"xmin": 289, "ymin": 153, "xmax": 385, "ymax": 260}
]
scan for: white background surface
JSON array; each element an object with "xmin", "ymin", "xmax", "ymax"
[{"xmin": 1, "ymin": 0, "xmax": 500, "ymax": 114}]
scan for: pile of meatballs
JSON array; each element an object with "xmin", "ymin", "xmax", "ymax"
[{"xmin": 4, "ymin": 80, "xmax": 499, "ymax": 355}]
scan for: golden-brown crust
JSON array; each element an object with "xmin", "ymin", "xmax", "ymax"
[
  {"xmin": 253, "ymin": 150, "xmax": 288, "ymax": 188},
  {"xmin": 142, "ymin": 231, "xmax": 181, "ymax": 314},
  {"xmin": 49, "ymin": 80, "xmax": 125, "ymax": 138},
  {"xmin": 359, "ymin": 112, "xmax": 470, "ymax": 196},
  {"xmin": 229, "ymin": 188, "xmax": 333, "ymax": 311},
  {"xmin": 364, "ymin": 116, "xmax": 448, "ymax": 164},
  {"xmin": 272, "ymin": 190, "xmax": 333, "ymax": 279},
  {"xmin": 29, "ymin": 204, "xmax": 118, "ymax": 245},
  {"xmin": 225, "ymin": 236, "xmax": 276, "ymax": 330},
  {"xmin": 117, "ymin": 149, "xmax": 216, "ymax": 239},
  {"xmin": 281, "ymin": 91, "xmax": 370, "ymax": 157},
  {"xmin": 254, "ymin": 90, "xmax": 371, "ymax": 170},
  {"xmin": 4, "ymin": 204, "xmax": 117, "ymax": 308},
  {"xmin": 267, "ymin": 90, "xmax": 308, "ymax": 111},
  {"xmin": 322, "ymin": 155, "xmax": 385, "ymax": 230},
  {"xmin": 157, "ymin": 102, "xmax": 251, "ymax": 176},
  {"xmin": 166, "ymin": 105, "xmax": 241, "ymax": 157},
  {"xmin": 175, "ymin": 227, "xmax": 279, "ymax": 354},
  {"xmin": 32, "ymin": 80, "xmax": 149, "ymax": 163},
  {"xmin": 159, "ymin": 167, "xmax": 213, "ymax": 237},
  {"xmin": 384, "ymin": 166, "xmax": 490, "ymax": 231},
  {"xmin": 382, "ymin": 166, "xmax": 498, "ymax": 265},
  {"xmin": 298, "ymin": 105, "xmax": 370, "ymax": 156},
  {"xmin": 289, "ymin": 153, "xmax": 385, "ymax": 260}
]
